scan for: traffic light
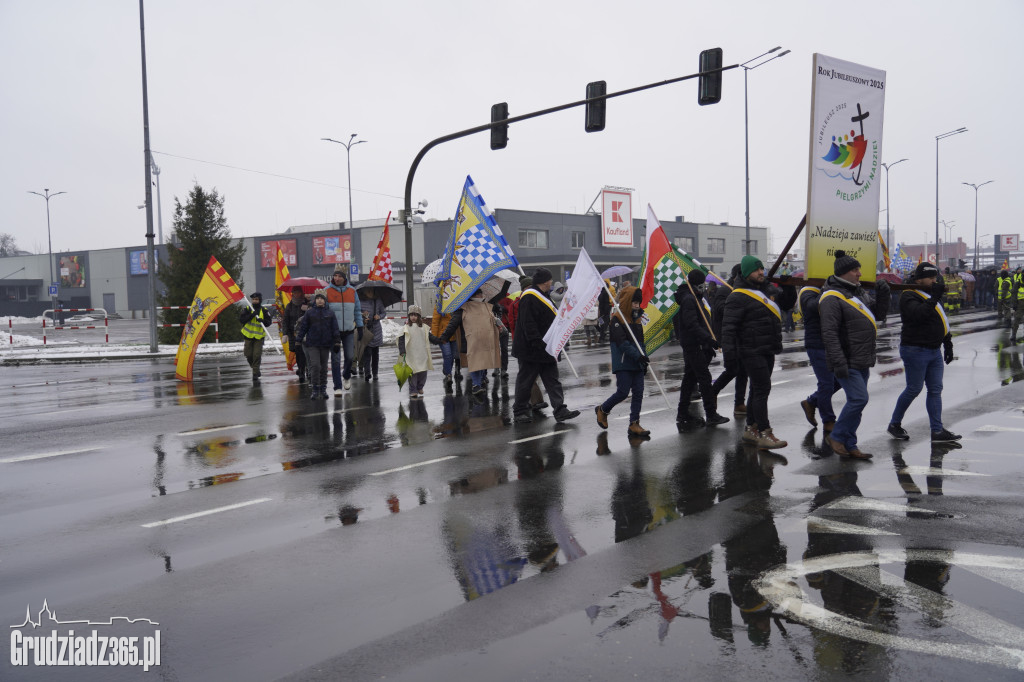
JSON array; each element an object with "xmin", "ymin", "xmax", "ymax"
[
  {"xmin": 585, "ymin": 80, "xmax": 606, "ymax": 132},
  {"xmin": 698, "ymin": 48, "xmax": 723, "ymax": 105},
  {"xmin": 490, "ymin": 102, "xmax": 508, "ymax": 150}
]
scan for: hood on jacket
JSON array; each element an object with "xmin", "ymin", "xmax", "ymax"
[{"xmin": 614, "ymin": 285, "xmax": 641, "ymax": 324}]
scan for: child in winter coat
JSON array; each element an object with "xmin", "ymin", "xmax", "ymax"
[
  {"xmin": 296, "ymin": 290, "xmax": 341, "ymax": 399},
  {"xmin": 595, "ymin": 285, "xmax": 651, "ymax": 437},
  {"xmin": 397, "ymin": 305, "xmax": 434, "ymax": 398}
]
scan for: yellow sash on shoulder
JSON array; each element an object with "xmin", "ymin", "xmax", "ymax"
[
  {"xmin": 733, "ymin": 288, "xmax": 781, "ymax": 320},
  {"xmin": 796, "ymin": 286, "xmax": 821, "ymax": 317},
  {"xmin": 911, "ymin": 289, "xmax": 949, "ymax": 335},
  {"xmin": 521, "ymin": 288, "xmax": 556, "ymax": 314},
  {"xmin": 820, "ymin": 289, "xmax": 877, "ymax": 331}
]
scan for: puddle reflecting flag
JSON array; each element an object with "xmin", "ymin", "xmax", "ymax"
[
  {"xmin": 175, "ymin": 256, "xmax": 244, "ymax": 381},
  {"xmin": 637, "ymin": 205, "xmax": 707, "ymax": 352},
  {"xmin": 436, "ymin": 176, "xmax": 519, "ymax": 314},
  {"xmin": 544, "ymin": 248, "xmax": 602, "ymax": 358},
  {"xmin": 274, "ymin": 242, "xmax": 296, "ymax": 370},
  {"xmin": 368, "ymin": 213, "xmax": 393, "ymax": 283}
]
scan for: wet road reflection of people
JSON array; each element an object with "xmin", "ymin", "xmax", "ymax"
[{"xmin": 515, "ymin": 428, "xmax": 574, "ymax": 572}]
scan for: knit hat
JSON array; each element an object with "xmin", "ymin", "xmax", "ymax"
[
  {"xmin": 532, "ymin": 267, "xmax": 553, "ymax": 286},
  {"xmin": 408, "ymin": 304, "xmax": 422, "ymax": 316},
  {"xmin": 740, "ymin": 255, "xmax": 764, "ymax": 279},
  {"xmin": 833, "ymin": 250, "xmax": 861, "ymax": 277},
  {"xmin": 250, "ymin": 292, "xmax": 263, "ymax": 300},
  {"xmin": 313, "ymin": 289, "xmax": 327, "ymax": 302},
  {"xmin": 518, "ymin": 275, "xmax": 533, "ymax": 289},
  {"xmin": 914, "ymin": 262, "xmax": 939, "ymax": 280},
  {"xmin": 688, "ymin": 269, "xmax": 706, "ymax": 288}
]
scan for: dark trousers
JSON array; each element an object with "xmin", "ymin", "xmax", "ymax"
[
  {"xmin": 741, "ymin": 357, "xmax": 774, "ymax": 430},
  {"xmin": 499, "ymin": 329, "xmax": 509, "ymax": 372},
  {"xmin": 305, "ymin": 345, "xmax": 330, "ymax": 387},
  {"xmin": 806, "ymin": 347, "xmax": 840, "ymax": 423},
  {"xmin": 679, "ymin": 345, "xmax": 716, "ymax": 418},
  {"xmin": 712, "ymin": 362, "xmax": 748, "ymax": 406},
  {"xmin": 513, "ymin": 361, "xmax": 565, "ymax": 416},
  {"xmin": 293, "ymin": 343, "xmax": 307, "ymax": 378},
  {"xmin": 362, "ymin": 346, "xmax": 379, "ymax": 378},
  {"xmin": 602, "ymin": 370, "xmax": 645, "ymax": 422},
  {"xmin": 243, "ymin": 337, "xmax": 265, "ymax": 374}
]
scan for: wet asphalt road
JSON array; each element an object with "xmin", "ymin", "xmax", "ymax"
[{"xmin": 3, "ymin": 309, "xmax": 1024, "ymax": 681}]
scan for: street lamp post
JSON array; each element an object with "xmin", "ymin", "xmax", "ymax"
[
  {"xmin": 936, "ymin": 127, "xmax": 967, "ymax": 269},
  {"xmin": 880, "ymin": 157, "xmax": 905, "ymax": 266},
  {"xmin": 963, "ymin": 181, "xmax": 994, "ymax": 270},
  {"xmin": 322, "ymin": 134, "xmax": 367, "ymax": 267},
  {"xmin": 27, "ymin": 188, "xmax": 66, "ymax": 321},
  {"xmin": 743, "ymin": 46, "xmax": 789, "ymax": 256}
]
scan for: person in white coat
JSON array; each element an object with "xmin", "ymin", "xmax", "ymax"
[{"xmin": 397, "ymin": 305, "xmax": 434, "ymax": 398}]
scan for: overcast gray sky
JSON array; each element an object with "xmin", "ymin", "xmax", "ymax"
[{"xmin": 2, "ymin": 0, "xmax": 1021, "ymax": 259}]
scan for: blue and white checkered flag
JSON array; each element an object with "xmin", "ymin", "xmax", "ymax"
[
  {"xmin": 893, "ymin": 243, "xmax": 914, "ymax": 274},
  {"xmin": 435, "ymin": 176, "xmax": 520, "ymax": 314}
]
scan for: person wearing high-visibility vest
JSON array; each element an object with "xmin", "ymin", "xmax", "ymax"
[
  {"xmin": 239, "ymin": 292, "xmax": 272, "ymax": 381},
  {"xmin": 1012, "ymin": 269, "xmax": 1024, "ymax": 344},
  {"xmin": 996, "ymin": 270, "xmax": 1013, "ymax": 325},
  {"xmin": 943, "ymin": 268, "xmax": 963, "ymax": 315}
]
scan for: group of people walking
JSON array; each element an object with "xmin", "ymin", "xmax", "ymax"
[{"xmin": 243, "ymin": 250, "xmax": 975, "ymax": 459}]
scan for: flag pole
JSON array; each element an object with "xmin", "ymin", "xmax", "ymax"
[
  {"xmin": 685, "ymin": 278, "xmax": 717, "ymax": 343},
  {"xmin": 602, "ymin": 280, "xmax": 671, "ymax": 409}
]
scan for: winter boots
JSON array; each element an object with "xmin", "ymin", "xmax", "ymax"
[
  {"xmin": 628, "ymin": 421, "xmax": 651, "ymax": 438},
  {"xmin": 595, "ymin": 406, "xmax": 609, "ymax": 429}
]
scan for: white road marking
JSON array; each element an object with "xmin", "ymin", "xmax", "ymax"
[
  {"xmin": 0, "ymin": 447, "xmax": 101, "ymax": 464},
  {"xmin": 507, "ymin": 431, "xmax": 570, "ymax": 444},
  {"xmin": 141, "ymin": 497, "xmax": 271, "ymax": 527},
  {"xmin": 806, "ymin": 517, "xmax": 899, "ymax": 536},
  {"xmin": 897, "ymin": 466, "xmax": 989, "ymax": 477},
  {"xmin": 177, "ymin": 424, "xmax": 250, "ymax": 436},
  {"xmin": 615, "ymin": 407, "xmax": 669, "ymax": 421},
  {"xmin": 368, "ymin": 456, "xmax": 458, "ymax": 476},
  {"xmin": 819, "ymin": 496, "xmax": 938, "ymax": 516},
  {"xmin": 976, "ymin": 425, "xmax": 1024, "ymax": 433}
]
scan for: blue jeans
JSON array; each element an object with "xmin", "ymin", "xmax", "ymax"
[
  {"xmin": 440, "ymin": 340, "xmax": 459, "ymax": 376},
  {"xmin": 890, "ymin": 345, "xmax": 944, "ymax": 432},
  {"xmin": 806, "ymin": 347, "xmax": 840, "ymax": 423},
  {"xmin": 601, "ymin": 370, "xmax": 645, "ymax": 423},
  {"xmin": 470, "ymin": 369, "xmax": 487, "ymax": 388},
  {"xmin": 832, "ymin": 367, "xmax": 870, "ymax": 449},
  {"xmin": 330, "ymin": 332, "xmax": 356, "ymax": 389}
]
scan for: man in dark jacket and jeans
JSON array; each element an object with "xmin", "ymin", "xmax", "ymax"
[
  {"xmin": 673, "ymin": 269, "xmax": 729, "ymax": 427},
  {"xmin": 721, "ymin": 255, "xmax": 786, "ymax": 449},
  {"xmin": 511, "ymin": 267, "xmax": 581, "ymax": 424},
  {"xmin": 711, "ymin": 264, "xmax": 749, "ymax": 416},
  {"xmin": 799, "ymin": 284, "xmax": 840, "ymax": 432},
  {"xmin": 887, "ymin": 262, "xmax": 962, "ymax": 443},
  {"xmin": 819, "ymin": 250, "xmax": 890, "ymax": 459}
]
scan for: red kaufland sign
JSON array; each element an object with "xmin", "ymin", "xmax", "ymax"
[{"xmin": 601, "ymin": 189, "xmax": 633, "ymax": 247}]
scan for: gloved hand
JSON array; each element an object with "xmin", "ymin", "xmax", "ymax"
[
  {"xmin": 834, "ymin": 365, "xmax": 849, "ymax": 380},
  {"xmin": 357, "ymin": 328, "xmax": 364, "ymax": 341},
  {"xmin": 638, "ymin": 354, "xmax": 650, "ymax": 370},
  {"xmin": 930, "ymin": 281, "xmax": 945, "ymax": 300},
  {"xmin": 779, "ymin": 274, "xmax": 791, "ymax": 282},
  {"xmin": 876, "ymin": 280, "xmax": 891, "ymax": 296},
  {"xmin": 711, "ymin": 339, "xmax": 721, "ymax": 350},
  {"xmin": 428, "ymin": 333, "xmax": 442, "ymax": 345},
  {"xmin": 944, "ymin": 340, "xmax": 954, "ymax": 365}
]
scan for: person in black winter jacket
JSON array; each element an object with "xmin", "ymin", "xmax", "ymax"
[
  {"xmin": 281, "ymin": 286, "xmax": 310, "ymax": 383},
  {"xmin": 819, "ymin": 250, "xmax": 890, "ymax": 459},
  {"xmin": 296, "ymin": 290, "xmax": 341, "ymax": 399},
  {"xmin": 721, "ymin": 256, "xmax": 786, "ymax": 450},
  {"xmin": 510, "ymin": 268, "xmax": 580, "ymax": 424},
  {"xmin": 672, "ymin": 269, "xmax": 729, "ymax": 427},
  {"xmin": 798, "ymin": 284, "xmax": 841, "ymax": 432},
  {"xmin": 711, "ymin": 264, "xmax": 749, "ymax": 416},
  {"xmin": 887, "ymin": 262, "xmax": 962, "ymax": 443}
]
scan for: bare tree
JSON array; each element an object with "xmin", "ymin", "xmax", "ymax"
[{"xmin": 0, "ymin": 233, "xmax": 18, "ymax": 257}]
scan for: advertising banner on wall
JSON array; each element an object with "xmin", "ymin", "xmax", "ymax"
[
  {"xmin": 805, "ymin": 54, "xmax": 886, "ymax": 281},
  {"xmin": 601, "ymin": 189, "xmax": 633, "ymax": 247},
  {"xmin": 999, "ymin": 234, "xmax": 1019, "ymax": 252},
  {"xmin": 129, "ymin": 249, "xmax": 149, "ymax": 275},
  {"xmin": 59, "ymin": 254, "xmax": 87, "ymax": 288},
  {"xmin": 260, "ymin": 239, "xmax": 297, "ymax": 268},
  {"xmin": 312, "ymin": 235, "xmax": 351, "ymax": 265}
]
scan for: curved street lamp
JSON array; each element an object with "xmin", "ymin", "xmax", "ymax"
[
  {"xmin": 881, "ymin": 158, "xmax": 908, "ymax": 267},
  {"xmin": 935, "ymin": 127, "xmax": 967, "ymax": 266},
  {"xmin": 27, "ymin": 188, "xmax": 67, "ymax": 319},
  {"xmin": 963, "ymin": 180, "xmax": 994, "ymax": 269},
  {"xmin": 322, "ymin": 134, "xmax": 368, "ymax": 265},
  {"xmin": 743, "ymin": 46, "xmax": 789, "ymax": 256}
]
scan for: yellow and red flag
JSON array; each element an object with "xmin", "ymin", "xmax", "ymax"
[
  {"xmin": 175, "ymin": 256, "xmax": 244, "ymax": 381},
  {"xmin": 877, "ymin": 230, "xmax": 891, "ymax": 271},
  {"xmin": 274, "ymin": 242, "xmax": 296, "ymax": 369},
  {"xmin": 368, "ymin": 212, "xmax": 393, "ymax": 283}
]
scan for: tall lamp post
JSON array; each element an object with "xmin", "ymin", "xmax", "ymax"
[
  {"xmin": 881, "ymin": 158, "xmax": 908, "ymax": 268},
  {"xmin": 743, "ymin": 46, "xmax": 789, "ymax": 256},
  {"xmin": 322, "ymin": 134, "xmax": 367, "ymax": 267},
  {"xmin": 963, "ymin": 180, "xmax": 994, "ymax": 270},
  {"xmin": 27, "ymin": 188, "xmax": 66, "ymax": 320},
  {"xmin": 935, "ymin": 127, "xmax": 967, "ymax": 268}
]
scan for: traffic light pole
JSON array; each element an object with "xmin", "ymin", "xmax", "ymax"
[{"xmin": 401, "ymin": 62, "xmax": 739, "ymax": 306}]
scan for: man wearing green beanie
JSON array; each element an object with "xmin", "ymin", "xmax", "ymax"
[{"xmin": 720, "ymin": 257, "xmax": 787, "ymax": 449}]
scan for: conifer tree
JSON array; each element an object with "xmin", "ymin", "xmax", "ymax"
[{"xmin": 157, "ymin": 185, "xmax": 246, "ymax": 343}]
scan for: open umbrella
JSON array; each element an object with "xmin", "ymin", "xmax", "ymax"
[
  {"xmin": 276, "ymin": 276, "xmax": 328, "ymax": 294},
  {"xmin": 355, "ymin": 279, "xmax": 404, "ymax": 307},
  {"xmin": 601, "ymin": 265, "xmax": 634, "ymax": 279},
  {"xmin": 479, "ymin": 277, "xmax": 511, "ymax": 304},
  {"xmin": 421, "ymin": 258, "xmax": 444, "ymax": 284}
]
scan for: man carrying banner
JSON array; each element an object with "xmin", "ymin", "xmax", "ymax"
[
  {"xmin": 240, "ymin": 292, "xmax": 272, "ymax": 381},
  {"xmin": 673, "ymin": 269, "xmax": 730, "ymax": 428},
  {"xmin": 721, "ymin": 256, "xmax": 786, "ymax": 450},
  {"xmin": 511, "ymin": 268, "xmax": 581, "ymax": 424}
]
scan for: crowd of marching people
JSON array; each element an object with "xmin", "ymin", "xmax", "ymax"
[{"xmin": 241, "ymin": 251, "xmax": 1024, "ymax": 462}]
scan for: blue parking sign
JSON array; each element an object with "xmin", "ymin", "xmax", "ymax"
[
  {"xmin": 350, "ymin": 263, "xmax": 359, "ymax": 276},
  {"xmin": 48, "ymin": 285, "xmax": 58, "ymax": 297}
]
